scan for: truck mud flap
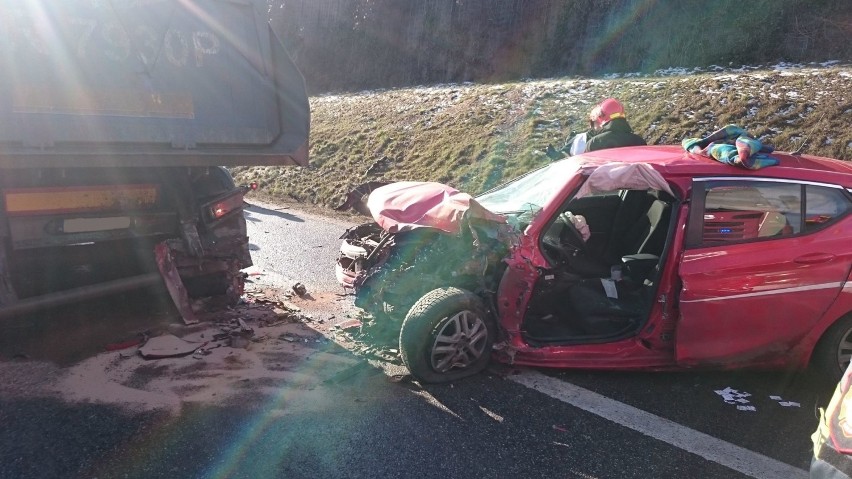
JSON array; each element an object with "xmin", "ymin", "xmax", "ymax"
[{"xmin": 154, "ymin": 242, "xmax": 199, "ymax": 325}]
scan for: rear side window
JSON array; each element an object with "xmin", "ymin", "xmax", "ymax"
[
  {"xmin": 702, "ymin": 182, "xmax": 801, "ymax": 244},
  {"xmin": 689, "ymin": 180, "xmax": 852, "ymax": 247},
  {"xmin": 805, "ymin": 186, "xmax": 852, "ymax": 232}
]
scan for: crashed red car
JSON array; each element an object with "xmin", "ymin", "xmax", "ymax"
[{"xmin": 336, "ymin": 145, "xmax": 852, "ymax": 383}]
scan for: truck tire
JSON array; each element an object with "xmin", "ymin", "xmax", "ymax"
[
  {"xmin": 812, "ymin": 314, "xmax": 852, "ymax": 384},
  {"xmin": 399, "ymin": 287, "xmax": 495, "ymax": 384}
]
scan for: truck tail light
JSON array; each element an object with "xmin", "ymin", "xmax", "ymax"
[
  {"xmin": 204, "ymin": 192, "xmax": 244, "ymax": 222},
  {"xmin": 240, "ymin": 182, "xmax": 259, "ymax": 192}
]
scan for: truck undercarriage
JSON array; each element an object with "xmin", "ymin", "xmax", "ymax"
[
  {"xmin": 0, "ymin": 166, "xmax": 251, "ymax": 321},
  {"xmin": 0, "ymin": 0, "xmax": 310, "ymax": 320}
]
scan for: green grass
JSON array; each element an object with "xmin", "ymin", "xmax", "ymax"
[{"xmin": 232, "ymin": 65, "xmax": 852, "ymax": 211}]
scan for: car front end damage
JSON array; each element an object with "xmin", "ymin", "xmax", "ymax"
[{"xmin": 335, "ymin": 182, "xmax": 513, "ymax": 340}]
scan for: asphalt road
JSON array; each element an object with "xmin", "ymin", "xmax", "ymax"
[{"xmin": 0, "ymin": 203, "xmax": 834, "ymax": 479}]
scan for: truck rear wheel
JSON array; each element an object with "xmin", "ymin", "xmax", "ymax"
[{"xmin": 399, "ymin": 287, "xmax": 495, "ymax": 383}]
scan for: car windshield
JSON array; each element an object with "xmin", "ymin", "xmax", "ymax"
[{"xmin": 476, "ymin": 158, "xmax": 582, "ymax": 214}]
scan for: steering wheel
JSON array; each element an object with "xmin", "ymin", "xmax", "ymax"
[
  {"xmin": 541, "ymin": 212, "xmax": 587, "ymax": 263},
  {"xmin": 556, "ymin": 212, "xmax": 587, "ymax": 252}
]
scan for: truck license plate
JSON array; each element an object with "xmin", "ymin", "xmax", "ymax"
[{"xmin": 63, "ymin": 217, "xmax": 131, "ymax": 233}]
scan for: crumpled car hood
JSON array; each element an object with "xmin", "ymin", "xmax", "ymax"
[{"xmin": 367, "ymin": 181, "xmax": 506, "ymax": 234}]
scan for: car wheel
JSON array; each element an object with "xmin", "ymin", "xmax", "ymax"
[
  {"xmin": 399, "ymin": 287, "xmax": 495, "ymax": 384},
  {"xmin": 812, "ymin": 314, "xmax": 852, "ymax": 383}
]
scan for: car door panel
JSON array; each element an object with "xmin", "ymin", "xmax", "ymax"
[
  {"xmin": 676, "ymin": 179, "xmax": 852, "ymax": 366},
  {"xmin": 677, "ymin": 239, "xmax": 848, "ymax": 365}
]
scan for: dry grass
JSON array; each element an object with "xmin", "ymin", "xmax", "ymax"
[{"xmin": 231, "ymin": 64, "xmax": 852, "ymax": 210}]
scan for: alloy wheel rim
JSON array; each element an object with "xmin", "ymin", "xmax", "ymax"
[{"xmin": 429, "ymin": 310, "xmax": 488, "ymax": 373}]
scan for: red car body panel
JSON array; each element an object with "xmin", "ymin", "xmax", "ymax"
[
  {"xmin": 676, "ymin": 216, "xmax": 852, "ymax": 368},
  {"xmin": 494, "ymin": 146, "xmax": 852, "ymax": 371},
  {"xmin": 365, "ymin": 181, "xmax": 505, "ymax": 234},
  {"xmin": 344, "ymin": 145, "xmax": 852, "ymax": 373}
]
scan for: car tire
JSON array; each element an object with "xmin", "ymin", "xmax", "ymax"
[
  {"xmin": 399, "ymin": 287, "xmax": 495, "ymax": 384},
  {"xmin": 812, "ymin": 314, "xmax": 852, "ymax": 384}
]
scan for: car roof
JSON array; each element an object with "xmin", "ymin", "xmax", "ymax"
[{"xmin": 577, "ymin": 145, "xmax": 852, "ymax": 188}]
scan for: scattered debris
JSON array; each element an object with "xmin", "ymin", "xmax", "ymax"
[
  {"xmin": 279, "ymin": 331, "xmax": 325, "ymax": 344},
  {"xmin": 105, "ymin": 333, "xmax": 148, "ymax": 351},
  {"xmin": 139, "ymin": 334, "xmax": 207, "ymax": 359},
  {"xmin": 281, "ymin": 301, "xmax": 302, "ymax": 312},
  {"xmin": 335, "ymin": 319, "xmax": 363, "ymax": 330},
  {"xmin": 714, "ymin": 387, "xmax": 758, "ymax": 411},
  {"xmin": 715, "ymin": 387, "xmax": 752, "ymax": 405},
  {"xmin": 192, "ymin": 348, "xmax": 213, "ymax": 359},
  {"xmin": 479, "ymin": 406, "xmax": 504, "ymax": 423},
  {"xmin": 770, "ymin": 395, "xmax": 801, "ymax": 407},
  {"xmin": 292, "ymin": 282, "xmax": 308, "ymax": 297},
  {"xmin": 387, "ymin": 374, "xmax": 410, "ymax": 383}
]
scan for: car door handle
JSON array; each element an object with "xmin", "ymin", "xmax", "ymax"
[{"xmin": 793, "ymin": 253, "xmax": 835, "ymax": 264}]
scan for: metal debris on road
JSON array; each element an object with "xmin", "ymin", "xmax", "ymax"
[{"xmin": 139, "ymin": 334, "xmax": 208, "ymax": 359}]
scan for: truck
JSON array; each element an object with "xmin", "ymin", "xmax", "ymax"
[{"xmin": 0, "ymin": 0, "xmax": 310, "ymax": 321}]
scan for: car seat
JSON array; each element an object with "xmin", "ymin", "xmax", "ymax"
[{"xmin": 569, "ymin": 190, "xmax": 672, "ymax": 279}]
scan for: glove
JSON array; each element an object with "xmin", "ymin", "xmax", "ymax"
[{"xmin": 545, "ymin": 144, "xmax": 564, "ymax": 160}]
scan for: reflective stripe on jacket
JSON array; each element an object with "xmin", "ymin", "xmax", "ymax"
[{"xmin": 813, "ymin": 363, "xmax": 852, "ymax": 478}]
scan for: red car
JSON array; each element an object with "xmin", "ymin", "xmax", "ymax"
[{"xmin": 336, "ymin": 145, "xmax": 852, "ymax": 383}]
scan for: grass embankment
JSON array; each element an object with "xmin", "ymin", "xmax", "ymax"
[{"xmin": 232, "ymin": 64, "xmax": 852, "ymax": 213}]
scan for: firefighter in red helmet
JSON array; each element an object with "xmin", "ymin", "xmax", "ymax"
[
  {"xmin": 546, "ymin": 97, "xmax": 646, "ymax": 159},
  {"xmin": 584, "ymin": 98, "xmax": 646, "ymax": 152}
]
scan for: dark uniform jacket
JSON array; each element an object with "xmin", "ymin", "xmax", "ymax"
[{"xmin": 585, "ymin": 117, "xmax": 646, "ymax": 152}]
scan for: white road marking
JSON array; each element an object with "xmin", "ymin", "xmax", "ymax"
[{"xmin": 509, "ymin": 369, "xmax": 808, "ymax": 479}]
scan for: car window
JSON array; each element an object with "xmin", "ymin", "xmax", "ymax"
[
  {"xmin": 476, "ymin": 158, "xmax": 582, "ymax": 214},
  {"xmin": 805, "ymin": 185, "xmax": 852, "ymax": 232},
  {"xmin": 701, "ymin": 181, "xmax": 801, "ymax": 244}
]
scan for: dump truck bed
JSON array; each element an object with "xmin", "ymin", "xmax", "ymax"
[{"xmin": 0, "ymin": 0, "xmax": 309, "ymax": 168}]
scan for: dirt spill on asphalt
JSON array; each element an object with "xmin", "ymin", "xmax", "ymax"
[{"xmin": 0, "ymin": 282, "xmax": 400, "ymax": 415}]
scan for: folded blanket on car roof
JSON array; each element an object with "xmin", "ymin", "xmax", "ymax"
[{"xmin": 682, "ymin": 124, "xmax": 779, "ymax": 170}]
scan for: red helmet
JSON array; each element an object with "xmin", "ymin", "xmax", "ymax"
[{"xmin": 589, "ymin": 98, "xmax": 626, "ymax": 128}]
